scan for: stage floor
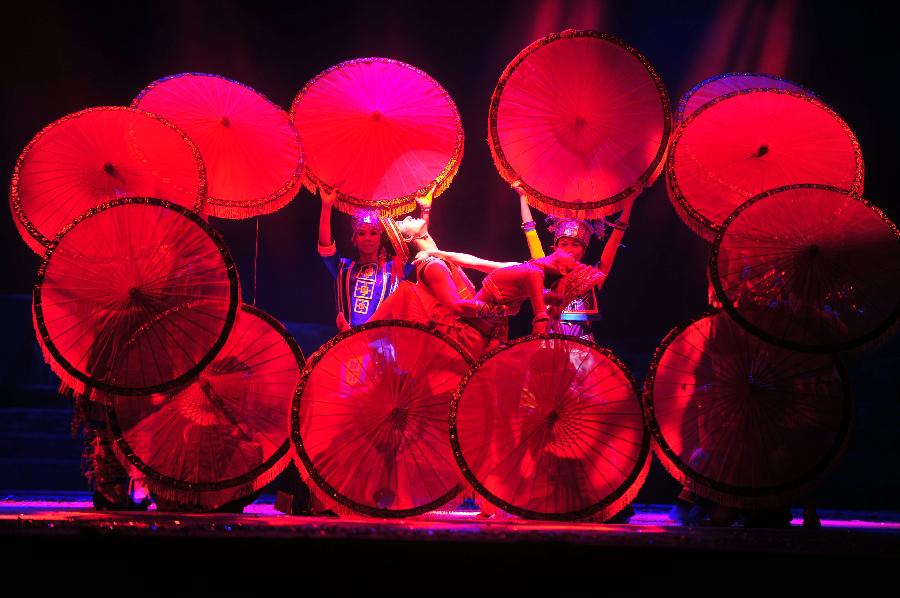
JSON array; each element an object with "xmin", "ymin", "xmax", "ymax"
[{"xmin": 2, "ymin": 492, "xmax": 898, "ymax": 568}]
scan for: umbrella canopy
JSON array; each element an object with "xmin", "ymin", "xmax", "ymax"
[
  {"xmin": 643, "ymin": 310, "xmax": 851, "ymax": 508},
  {"xmin": 291, "ymin": 58, "xmax": 463, "ymax": 217},
  {"xmin": 451, "ymin": 334, "xmax": 649, "ymax": 521},
  {"xmin": 710, "ymin": 185, "xmax": 900, "ymax": 353},
  {"xmin": 292, "ymin": 320, "xmax": 471, "ymax": 517},
  {"xmin": 33, "ymin": 197, "xmax": 239, "ymax": 396},
  {"xmin": 133, "ymin": 73, "xmax": 304, "ymax": 219},
  {"xmin": 10, "ymin": 106, "xmax": 206, "ymax": 254},
  {"xmin": 489, "ymin": 30, "xmax": 671, "ymax": 219},
  {"xmin": 667, "ymin": 89, "xmax": 864, "ymax": 240},
  {"xmin": 676, "ymin": 73, "xmax": 814, "ymax": 122},
  {"xmin": 106, "ymin": 305, "xmax": 304, "ymax": 510}
]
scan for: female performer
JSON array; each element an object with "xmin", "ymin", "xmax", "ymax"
[
  {"xmin": 317, "ymin": 186, "xmax": 409, "ymax": 332},
  {"xmin": 513, "ymin": 181, "xmax": 635, "ymax": 340}
]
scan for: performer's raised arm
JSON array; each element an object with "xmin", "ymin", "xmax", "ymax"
[
  {"xmin": 596, "ymin": 195, "xmax": 636, "ymax": 285},
  {"xmin": 512, "ymin": 180, "xmax": 546, "ymax": 259},
  {"xmin": 317, "ymin": 185, "xmax": 337, "ymax": 250}
]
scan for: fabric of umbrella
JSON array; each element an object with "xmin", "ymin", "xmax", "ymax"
[
  {"xmin": 292, "ymin": 320, "xmax": 471, "ymax": 517},
  {"xmin": 643, "ymin": 310, "xmax": 851, "ymax": 508},
  {"xmin": 290, "ymin": 58, "xmax": 463, "ymax": 217},
  {"xmin": 33, "ymin": 197, "xmax": 239, "ymax": 396},
  {"xmin": 451, "ymin": 334, "xmax": 649, "ymax": 521},
  {"xmin": 676, "ymin": 73, "xmax": 814, "ymax": 123},
  {"xmin": 10, "ymin": 106, "xmax": 206, "ymax": 254},
  {"xmin": 133, "ymin": 73, "xmax": 304, "ymax": 219},
  {"xmin": 710, "ymin": 184, "xmax": 900, "ymax": 353},
  {"xmin": 105, "ymin": 305, "xmax": 304, "ymax": 510},
  {"xmin": 488, "ymin": 30, "xmax": 671, "ymax": 219},
  {"xmin": 667, "ymin": 89, "xmax": 863, "ymax": 240}
]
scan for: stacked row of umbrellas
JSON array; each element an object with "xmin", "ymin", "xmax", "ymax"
[
  {"xmin": 644, "ymin": 73, "xmax": 899, "ymax": 510},
  {"xmin": 11, "ymin": 74, "xmax": 316, "ymax": 508}
]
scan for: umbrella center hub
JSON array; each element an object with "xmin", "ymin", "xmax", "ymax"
[
  {"xmin": 806, "ymin": 244, "xmax": 820, "ymax": 257},
  {"xmin": 574, "ymin": 115, "xmax": 587, "ymax": 128},
  {"xmin": 755, "ymin": 144, "xmax": 769, "ymax": 158},
  {"xmin": 371, "ymin": 110, "xmax": 382, "ymax": 122},
  {"xmin": 547, "ymin": 409, "xmax": 560, "ymax": 424},
  {"xmin": 103, "ymin": 163, "xmax": 117, "ymax": 177},
  {"xmin": 128, "ymin": 286, "xmax": 145, "ymax": 302},
  {"xmin": 389, "ymin": 406, "xmax": 408, "ymax": 426},
  {"xmin": 221, "ymin": 116, "xmax": 231, "ymax": 128}
]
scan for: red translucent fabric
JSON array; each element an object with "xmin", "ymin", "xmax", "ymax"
[
  {"xmin": 33, "ymin": 198, "xmax": 239, "ymax": 396},
  {"xmin": 291, "ymin": 58, "xmax": 463, "ymax": 217},
  {"xmin": 644, "ymin": 311, "xmax": 850, "ymax": 508},
  {"xmin": 106, "ymin": 306, "xmax": 303, "ymax": 509},
  {"xmin": 133, "ymin": 73, "xmax": 304, "ymax": 219},
  {"xmin": 451, "ymin": 336, "xmax": 648, "ymax": 521},
  {"xmin": 677, "ymin": 73, "xmax": 812, "ymax": 122},
  {"xmin": 667, "ymin": 90, "xmax": 863, "ymax": 240},
  {"xmin": 11, "ymin": 107, "xmax": 206, "ymax": 254},
  {"xmin": 711, "ymin": 185, "xmax": 900, "ymax": 352},
  {"xmin": 292, "ymin": 321, "xmax": 470, "ymax": 517},
  {"xmin": 489, "ymin": 30, "xmax": 671, "ymax": 219}
]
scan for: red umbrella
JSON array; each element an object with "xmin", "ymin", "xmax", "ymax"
[
  {"xmin": 489, "ymin": 30, "xmax": 671, "ymax": 219},
  {"xmin": 133, "ymin": 73, "xmax": 304, "ymax": 219},
  {"xmin": 33, "ymin": 197, "xmax": 240, "ymax": 396},
  {"xmin": 105, "ymin": 305, "xmax": 304, "ymax": 510},
  {"xmin": 676, "ymin": 73, "xmax": 814, "ymax": 123},
  {"xmin": 292, "ymin": 320, "xmax": 471, "ymax": 517},
  {"xmin": 10, "ymin": 106, "xmax": 206, "ymax": 254},
  {"xmin": 291, "ymin": 58, "xmax": 463, "ymax": 217},
  {"xmin": 667, "ymin": 89, "xmax": 864, "ymax": 240},
  {"xmin": 710, "ymin": 185, "xmax": 900, "ymax": 353},
  {"xmin": 451, "ymin": 335, "xmax": 649, "ymax": 521},
  {"xmin": 643, "ymin": 310, "xmax": 851, "ymax": 508}
]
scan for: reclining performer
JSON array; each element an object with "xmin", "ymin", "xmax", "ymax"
[
  {"xmin": 411, "ymin": 245, "xmax": 580, "ymax": 334},
  {"xmin": 379, "ymin": 197, "xmax": 590, "ymax": 338}
]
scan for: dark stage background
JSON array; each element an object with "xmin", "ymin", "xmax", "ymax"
[{"xmin": 1, "ymin": 0, "xmax": 897, "ymax": 509}]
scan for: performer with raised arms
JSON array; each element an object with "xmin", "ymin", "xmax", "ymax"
[
  {"xmin": 513, "ymin": 181, "xmax": 635, "ymax": 341},
  {"xmin": 317, "ymin": 186, "xmax": 410, "ymax": 331}
]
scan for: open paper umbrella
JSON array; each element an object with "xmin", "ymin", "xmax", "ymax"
[
  {"xmin": 291, "ymin": 58, "xmax": 463, "ymax": 217},
  {"xmin": 292, "ymin": 320, "xmax": 471, "ymax": 517},
  {"xmin": 33, "ymin": 197, "xmax": 239, "ymax": 396},
  {"xmin": 643, "ymin": 310, "xmax": 851, "ymax": 508},
  {"xmin": 10, "ymin": 106, "xmax": 206, "ymax": 254},
  {"xmin": 667, "ymin": 89, "xmax": 863, "ymax": 240},
  {"xmin": 710, "ymin": 185, "xmax": 900, "ymax": 353},
  {"xmin": 105, "ymin": 305, "xmax": 304, "ymax": 510},
  {"xmin": 133, "ymin": 73, "xmax": 304, "ymax": 219},
  {"xmin": 676, "ymin": 73, "xmax": 814, "ymax": 122},
  {"xmin": 451, "ymin": 335, "xmax": 649, "ymax": 521},
  {"xmin": 489, "ymin": 30, "xmax": 671, "ymax": 219}
]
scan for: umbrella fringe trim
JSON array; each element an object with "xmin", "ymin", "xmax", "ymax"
[
  {"xmin": 111, "ymin": 438, "xmax": 292, "ymax": 511},
  {"xmin": 32, "ymin": 304, "xmax": 86, "ymax": 397}
]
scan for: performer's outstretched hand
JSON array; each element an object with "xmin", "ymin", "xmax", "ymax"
[
  {"xmin": 413, "ymin": 249, "xmax": 439, "ymax": 267},
  {"xmin": 318, "ymin": 184, "xmax": 337, "ymax": 207},
  {"xmin": 417, "ymin": 183, "xmax": 437, "ymax": 209},
  {"xmin": 511, "ymin": 179, "xmax": 527, "ymax": 198}
]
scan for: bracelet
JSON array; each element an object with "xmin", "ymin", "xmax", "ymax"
[
  {"xmin": 612, "ymin": 221, "xmax": 629, "ymax": 231},
  {"xmin": 521, "ymin": 221, "xmax": 536, "ymax": 232},
  {"xmin": 476, "ymin": 301, "xmax": 511, "ymax": 318},
  {"xmin": 532, "ymin": 313, "xmax": 550, "ymax": 323}
]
